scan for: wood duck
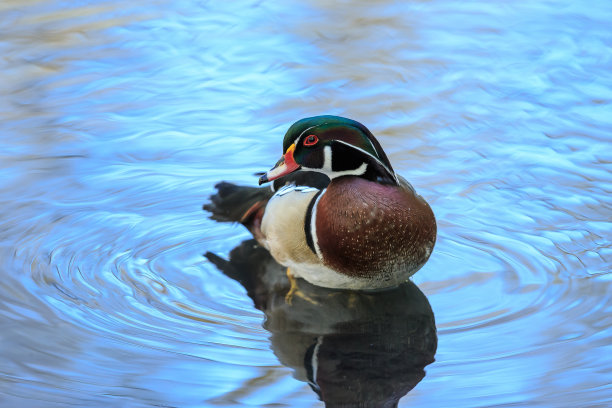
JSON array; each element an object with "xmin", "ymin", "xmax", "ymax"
[{"xmin": 204, "ymin": 115, "xmax": 436, "ymax": 290}]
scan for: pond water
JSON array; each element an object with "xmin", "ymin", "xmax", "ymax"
[{"xmin": 1, "ymin": 0, "xmax": 611, "ymax": 407}]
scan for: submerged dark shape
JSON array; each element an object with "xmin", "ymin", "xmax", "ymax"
[
  {"xmin": 206, "ymin": 240, "xmax": 437, "ymax": 407},
  {"xmin": 204, "ymin": 115, "xmax": 436, "ymax": 290}
]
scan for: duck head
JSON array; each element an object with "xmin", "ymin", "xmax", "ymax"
[{"xmin": 259, "ymin": 115, "xmax": 398, "ymax": 185}]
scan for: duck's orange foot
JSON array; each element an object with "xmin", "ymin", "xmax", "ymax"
[{"xmin": 285, "ymin": 268, "xmax": 318, "ymax": 305}]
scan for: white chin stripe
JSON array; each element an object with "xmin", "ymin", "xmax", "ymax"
[
  {"xmin": 302, "ymin": 162, "xmax": 368, "ymax": 179},
  {"xmin": 330, "ymin": 162, "xmax": 368, "ymax": 179},
  {"xmin": 323, "ymin": 145, "xmax": 332, "ymax": 172}
]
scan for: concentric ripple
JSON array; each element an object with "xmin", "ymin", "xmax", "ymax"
[{"xmin": 0, "ymin": 201, "xmax": 281, "ymax": 404}]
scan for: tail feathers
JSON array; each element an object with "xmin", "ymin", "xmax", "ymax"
[{"xmin": 203, "ymin": 182, "xmax": 273, "ymax": 227}]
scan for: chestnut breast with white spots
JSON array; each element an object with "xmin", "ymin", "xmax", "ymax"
[{"xmin": 314, "ymin": 176, "xmax": 436, "ymax": 280}]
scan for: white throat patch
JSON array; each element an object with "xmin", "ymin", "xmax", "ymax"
[{"xmin": 323, "ymin": 145, "xmax": 332, "ymax": 172}]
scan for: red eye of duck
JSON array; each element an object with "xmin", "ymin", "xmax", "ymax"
[{"xmin": 303, "ymin": 134, "xmax": 319, "ymax": 146}]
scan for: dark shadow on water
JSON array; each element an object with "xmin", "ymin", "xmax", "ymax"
[{"xmin": 206, "ymin": 240, "xmax": 437, "ymax": 407}]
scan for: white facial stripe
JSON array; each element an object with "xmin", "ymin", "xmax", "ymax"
[
  {"xmin": 364, "ymin": 135, "xmax": 378, "ymax": 157},
  {"xmin": 300, "ymin": 161, "xmax": 368, "ymax": 179},
  {"xmin": 330, "ymin": 162, "xmax": 368, "ymax": 178},
  {"xmin": 310, "ymin": 188, "xmax": 326, "ymax": 260},
  {"xmin": 333, "ymin": 140, "xmax": 398, "ymax": 183},
  {"xmin": 294, "ymin": 124, "xmax": 321, "ymax": 147}
]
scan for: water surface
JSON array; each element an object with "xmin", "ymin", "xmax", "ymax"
[{"xmin": 0, "ymin": 0, "xmax": 611, "ymax": 407}]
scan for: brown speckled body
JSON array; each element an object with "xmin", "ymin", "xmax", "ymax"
[{"xmin": 315, "ymin": 176, "xmax": 436, "ymax": 280}]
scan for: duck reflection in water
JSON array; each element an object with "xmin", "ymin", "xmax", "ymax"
[{"xmin": 205, "ymin": 240, "xmax": 437, "ymax": 407}]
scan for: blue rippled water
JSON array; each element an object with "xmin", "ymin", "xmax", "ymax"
[{"xmin": 0, "ymin": 0, "xmax": 610, "ymax": 407}]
